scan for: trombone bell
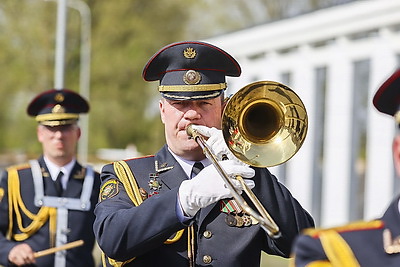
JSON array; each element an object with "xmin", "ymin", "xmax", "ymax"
[
  {"xmin": 222, "ymin": 81, "xmax": 308, "ymax": 167},
  {"xmin": 186, "ymin": 80, "xmax": 308, "ymax": 238}
]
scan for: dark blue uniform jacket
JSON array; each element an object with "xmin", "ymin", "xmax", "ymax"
[
  {"xmin": 292, "ymin": 196, "xmax": 400, "ymax": 267},
  {"xmin": 0, "ymin": 156, "xmax": 100, "ymax": 267},
  {"xmin": 94, "ymin": 145, "xmax": 314, "ymax": 267}
]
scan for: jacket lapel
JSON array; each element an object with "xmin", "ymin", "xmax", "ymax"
[
  {"xmin": 155, "ymin": 145, "xmax": 188, "ymax": 191},
  {"xmin": 155, "ymin": 145, "xmax": 219, "ymax": 222},
  {"xmin": 38, "ymin": 156, "xmax": 59, "ymax": 197},
  {"xmin": 64, "ymin": 162, "xmax": 85, "ymax": 198}
]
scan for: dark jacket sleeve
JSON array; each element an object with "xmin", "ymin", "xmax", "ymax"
[
  {"xmin": 291, "ymin": 234, "xmax": 327, "ymax": 266},
  {"xmin": 252, "ymin": 167, "xmax": 315, "ymax": 257},
  {"xmin": 93, "ymin": 163, "xmax": 186, "ymax": 261},
  {"xmin": 94, "ymin": 163, "xmax": 315, "ymax": 262}
]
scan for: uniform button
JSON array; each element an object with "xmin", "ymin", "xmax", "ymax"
[
  {"xmin": 203, "ymin": 255, "xmax": 212, "ymax": 264},
  {"xmin": 203, "ymin": 230, "xmax": 212, "ymax": 239}
]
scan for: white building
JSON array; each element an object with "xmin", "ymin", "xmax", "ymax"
[{"xmin": 205, "ymin": 0, "xmax": 400, "ymax": 227}]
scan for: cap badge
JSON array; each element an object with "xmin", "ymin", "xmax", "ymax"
[
  {"xmin": 52, "ymin": 104, "xmax": 65, "ymax": 114},
  {"xmin": 183, "ymin": 70, "xmax": 202, "ymax": 85},
  {"xmin": 183, "ymin": 47, "xmax": 196, "ymax": 59},
  {"xmin": 54, "ymin": 93, "xmax": 65, "ymax": 103}
]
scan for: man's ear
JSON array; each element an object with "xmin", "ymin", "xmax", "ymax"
[
  {"xmin": 77, "ymin": 126, "xmax": 81, "ymax": 139},
  {"xmin": 37, "ymin": 125, "xmax": 44, "ymax": 143},
  {"xmin": 159, "ymin": 99, "xmax": 166, "ymax": 124}
]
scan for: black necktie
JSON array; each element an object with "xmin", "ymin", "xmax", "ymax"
[
  {"xmin": 55, "ymin": 171, "xmax": 64, "ymax": 196},
  {"xmin": 191, "ymin": 162, "xmax": 204, "ymax": 178}
]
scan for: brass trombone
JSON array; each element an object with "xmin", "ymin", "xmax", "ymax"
[{"xmin": 186, "ymin": 81, "xmax": 308, "ymax": 238}]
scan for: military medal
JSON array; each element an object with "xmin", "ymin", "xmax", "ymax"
[
  {"xmin": 225, "ymin": 214, "xmax": 237, "ymax": 227},
  {"xmin": 139, "ymin": 188, "xmax": 148, "ymax": 201},
  {"xmin": 220, "ymin": 199, "xmax": 255, "ymax": 227},
  {"xmin": 148, "ymin": 173, "xmax": 161, "ymax": 190},
  {"xmin": 148, "ymin": 173, "xmax": 161, "ymax": 197},
  {"xmin": 235, "ymin": 215, "xmax": 244, "ymax": 227},
  {"xmin": 220, "ymin": 199, "xmax": 242, "ymax": 214},
  {"xmin": 242, "ymin": 214, "xmax": 252, "ymax": 227},
  {"xmin": 147, "ymin": 161, "xmax": 174, "ymax": 197}
]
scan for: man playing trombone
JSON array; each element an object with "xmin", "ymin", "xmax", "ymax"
[{"xmin": 94, "ymin": 41, "xmax": 314, "ymax": 267}]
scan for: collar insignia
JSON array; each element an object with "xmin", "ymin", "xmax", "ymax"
[
  {"xmin": 41, "ymin": 168, "xmax": 50, "ymax": 178},
  {"xmin": 155, "ymin": 161, "xmax": 174, "ymax": 173},
  {"xmin": 73, "ymin": 168, "xmax": 85, "ymax": 179}
]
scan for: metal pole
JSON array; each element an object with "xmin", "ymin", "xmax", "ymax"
[
  {"xmin": 47, "ymin": 0, "xmax": 91, "ymax": 163},
  {"xmin": 68, "ymin": 0, "xmax": 91, "ymax": 164},
  {"xmin": 54, "ymin": 0, "xmax": 68, "ymax": 89}
]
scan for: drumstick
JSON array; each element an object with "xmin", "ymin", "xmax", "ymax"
[{"xmin": 34, "ymin": 240, "xmax": 84, "ymax": 258}]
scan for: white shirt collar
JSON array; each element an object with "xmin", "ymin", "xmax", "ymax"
[
  {"xmin": 43, "ymin": 157, "xmax": 76, "ymax": 189},
  {"xmin": 168, "ymin": 148, "xmax": 210, "ymax": 178}
]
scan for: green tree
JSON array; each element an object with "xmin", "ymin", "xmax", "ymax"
[{"xmin": 0, "ymin": 0, "xmax": 354, "ymax": 162}]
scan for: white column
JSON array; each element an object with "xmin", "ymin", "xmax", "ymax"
[
  {"xmin": 321, "ymin": 37, "xmax": 353, "ymax": 227},
  {"xmin": 285, "ymin": 44, "xmax": 315, "ymax": 212}
]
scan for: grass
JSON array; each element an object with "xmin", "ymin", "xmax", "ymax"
[{"xmin": 261, "ymin": 252, "xmax": 291, "ymax": 267}]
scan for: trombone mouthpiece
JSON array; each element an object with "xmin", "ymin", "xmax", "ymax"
[{"xmin": 186, "ymin": 124, "xmax": 195, "ymax": 138}]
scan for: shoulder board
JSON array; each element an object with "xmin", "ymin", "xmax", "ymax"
[
  {"xmin": 304, "ymin": 220, "xmax": 384, "ymax": 238},
  {"xmin": 123, "ymin": 155, "xmax": 157, "ymax": 174},
  {"xmin": 6, "ymin": 163, "xmax": 31, "ymax": 171},
  {"xmin": 124, "ymin": 154, "xmax": 154, "ymax": 162}
]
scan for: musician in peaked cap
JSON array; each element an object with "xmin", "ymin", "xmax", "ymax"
[
  {"xmin": 94, "ymin": 41, "xmax": 314, "ymax": 267},
  {"xmin": 0, "ymin": 89, "xmax": 100, "ymax": 267},
  {"xmin": 291, "ymin": 69, "xmax": 400, "ymax": 267}
]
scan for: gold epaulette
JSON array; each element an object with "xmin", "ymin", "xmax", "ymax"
[
  {"xmin": 6, "ymin": 163, "xmax": 31, "ymax": 172},
  {"xmin": 7, "ymin": 164, "xmax": 57, "ymax": 246},
  {"xmin": 101, "ymin": 160, "xmax": 186, "ymax": 267},
  {"xmin": 304, "ymin": 220, "xmax": 384, "ymax": 238}
]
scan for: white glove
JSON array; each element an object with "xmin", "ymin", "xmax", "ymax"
[
  {"xmin": 178, "ymin": 160, "xmax": 255, "ymax": 217},
  {"xmin": 191, "ymin": 125, "xmax": 239, "ymax": 162}
]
